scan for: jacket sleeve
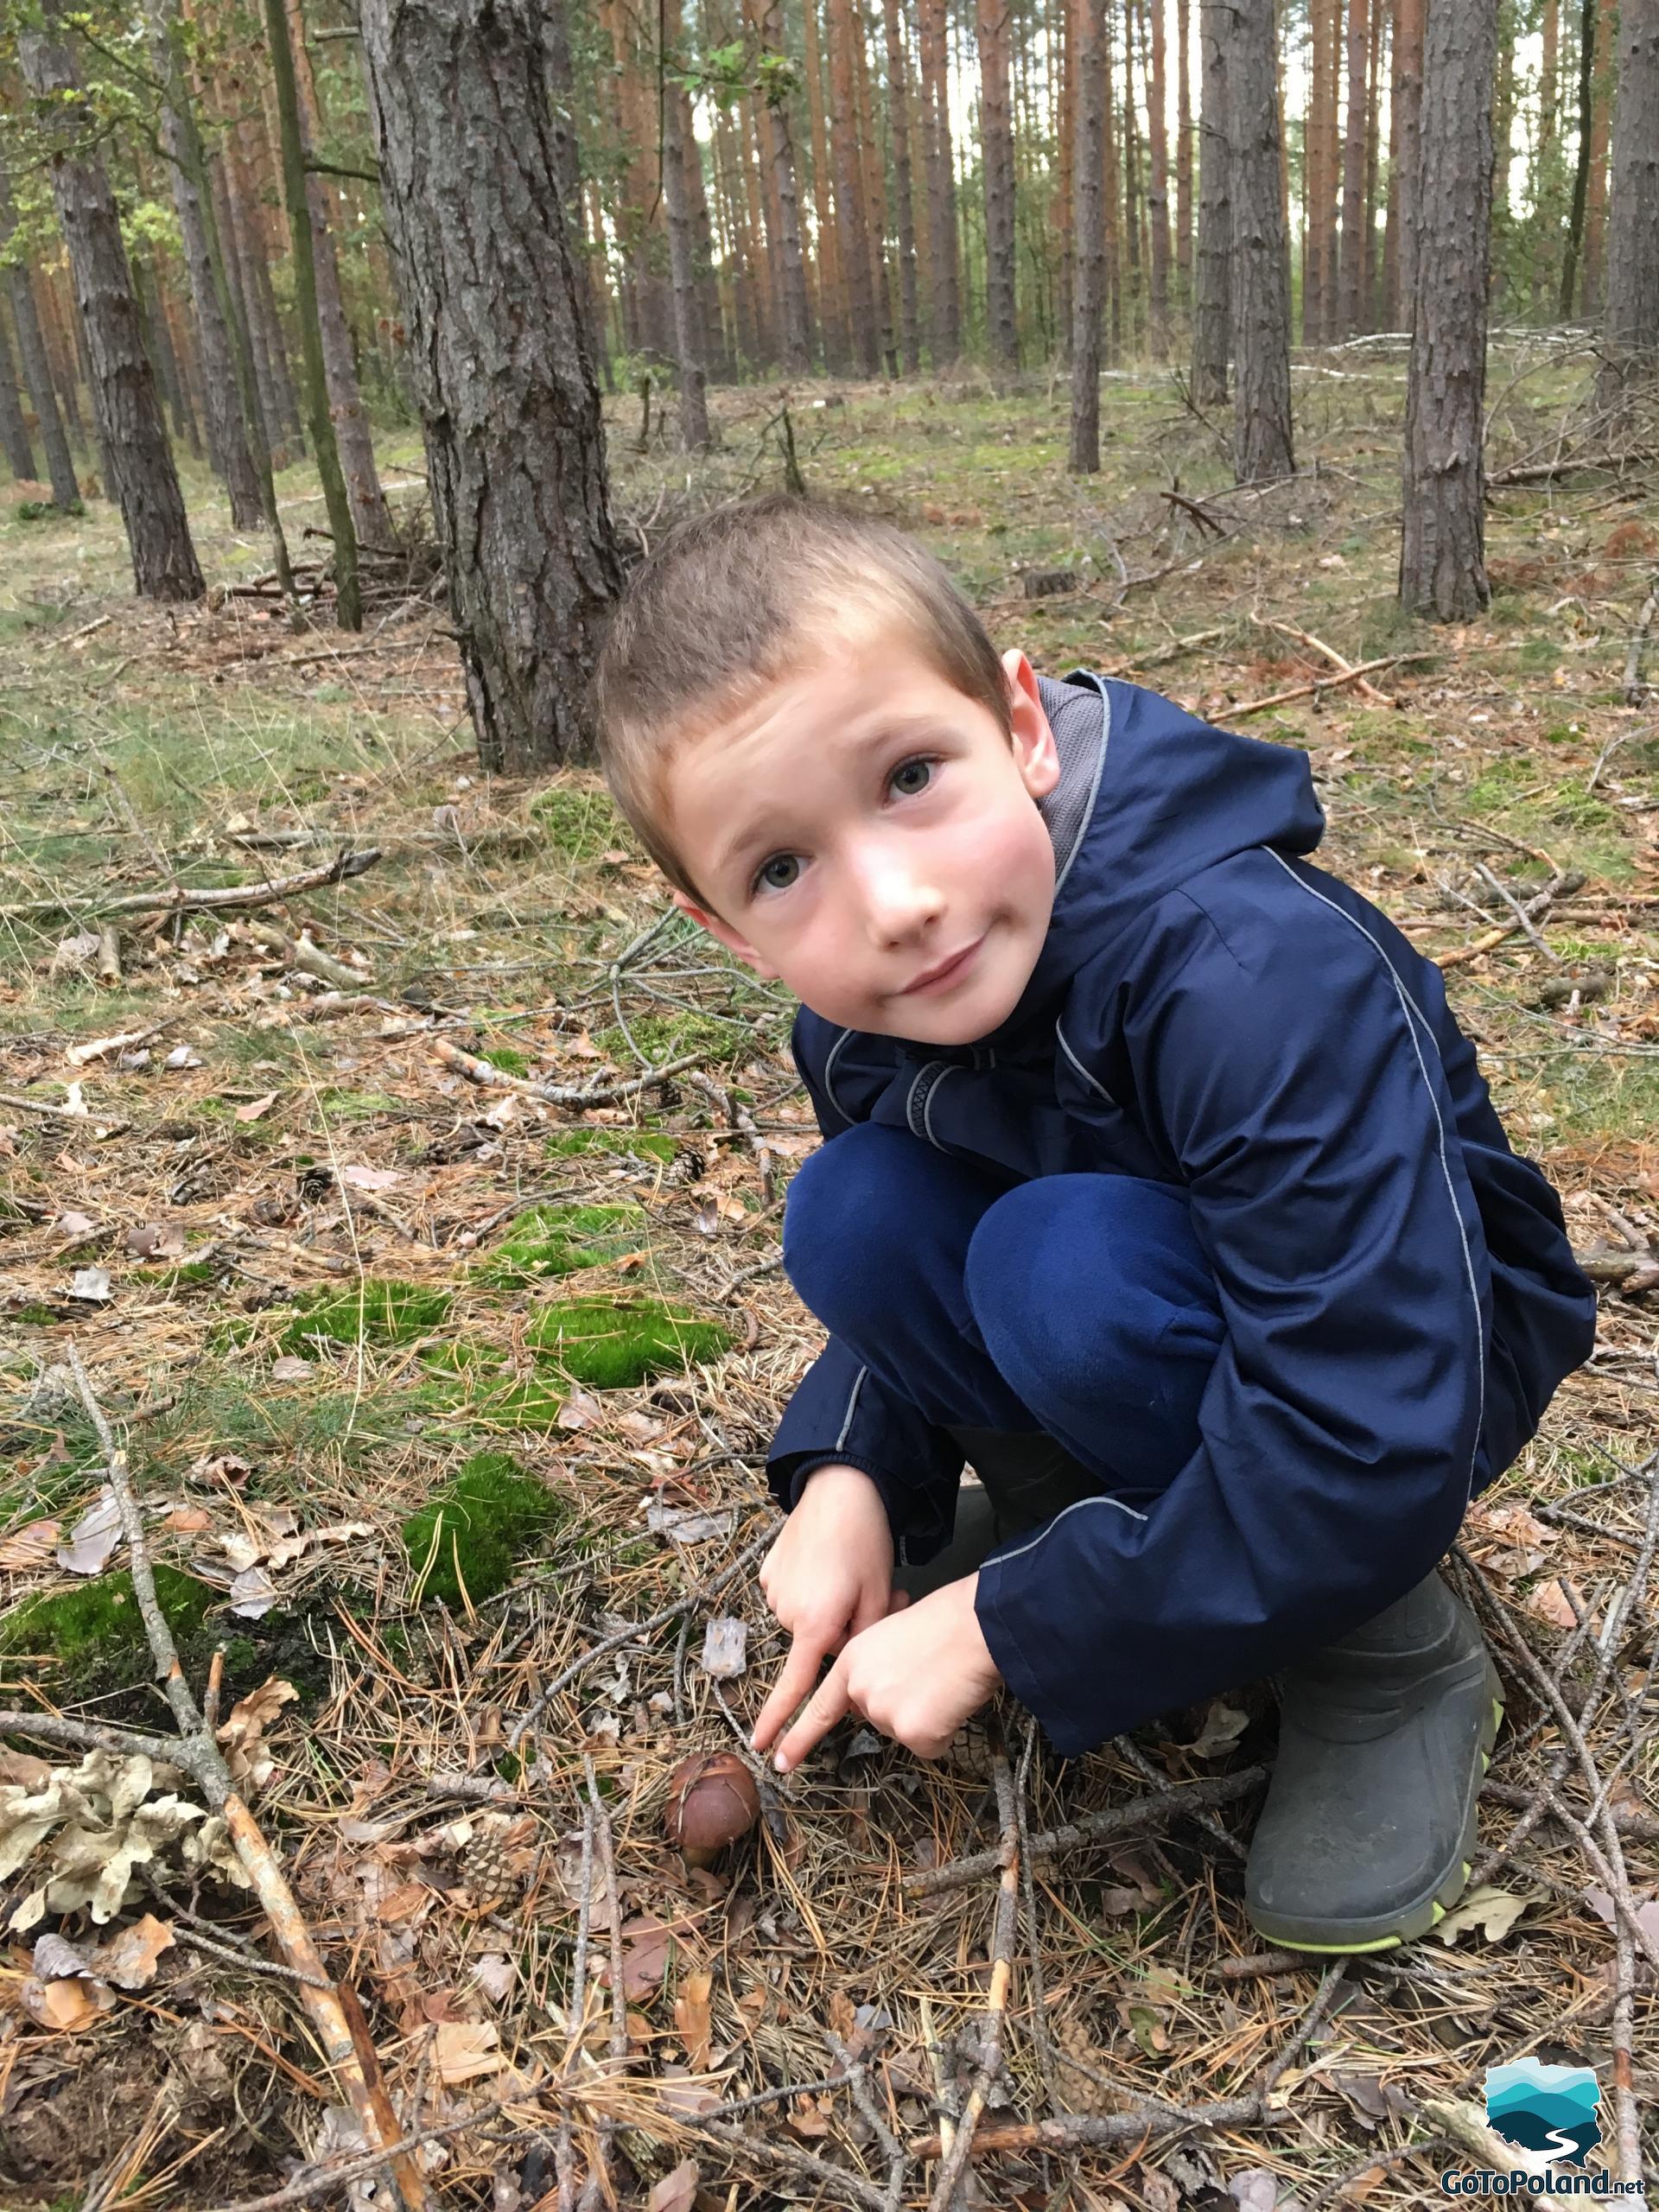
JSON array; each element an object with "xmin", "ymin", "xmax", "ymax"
[
  {"xmin": 975, "ymin": 860, "xmax": 1493, "ymax": 1753},
  {"xmin": 763, "ymin": 1013, "xmax": 965, "ymax": 1559}
]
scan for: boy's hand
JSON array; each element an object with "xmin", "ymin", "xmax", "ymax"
[
  {"xmin": 770, "ymin": 1575, "xmax": 1002, "ymax": 1770},
  {"xmin": 751, "ymin": 1465, "xmax": 906, "ymax": 1757}
]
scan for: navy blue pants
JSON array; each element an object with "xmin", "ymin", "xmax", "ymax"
[{"xmin": 783, "ymin": 1122, "xmax": 1227, "ymax": 1508}]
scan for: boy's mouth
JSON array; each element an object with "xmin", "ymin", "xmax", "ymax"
[{"xmin": 899, "ymin": 934, "xmax": 985, "ymax": 995}]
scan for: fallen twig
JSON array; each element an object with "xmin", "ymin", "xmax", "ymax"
[
  {"xmin": 1624, "ymin": 576, "xmax": 1658, "ymax": 704},
  {"xmin": 1262, "ymin": 615, "xmax": 1398, "ymax": 706},
  {"xmin": 1437, "ymin": 868, "xmax": 1586, "ymax": 970},
  {"xmin": 433, "ymin": 1033, "xmax": 713, "ymax": 1110},
  {"xmin": 1228, "ymin": 652, "xmax": 1431, "ymax": 720},
  {"xmin": 0, "ymin": 849, "xmax": 382, "ymax": 923}
]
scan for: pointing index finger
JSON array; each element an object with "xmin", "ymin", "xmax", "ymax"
[{"xmin": 772, "ymin": 1656, "xmax": 853, "ymax": 1774}]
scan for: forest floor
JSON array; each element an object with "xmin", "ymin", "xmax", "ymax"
[{"xmin": 0, "ymin": 340, "xmax": 1656, "ymax": 2211}]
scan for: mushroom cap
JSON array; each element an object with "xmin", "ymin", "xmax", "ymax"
[{"xmin": 664, "ymin": 1749, "xmax": 760, "ymax": 1860}]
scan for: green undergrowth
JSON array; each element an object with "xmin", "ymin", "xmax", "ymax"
[
  {"xmin": 402, "ymin": 1450, "xmax": 568, "ymax": 1607},
  {"xmin": 594, "ymin": 1010, "xmax": 745, "ymax": 1065},
  {"xmin": 276, "ymin": 1280, "xmax": 454, "ymax": 1355},
  {"xmin": 527, "ymin": 1295, "xmax": 731, "ymax": 1386},
  {"xmin": 474, "ymin": 1201, "xmax": 648, "ymax": 1286},
  {"xmin": 545, "ymin": 1127, "xmax": 677, "ymax": 1164},
  {"xmin": 530, "ymin": 781, "xmax": 626, "ymax": 861},
  {"xmin": 0, "ymin": 1565, "xmax": 214, "ymax": 1675}
]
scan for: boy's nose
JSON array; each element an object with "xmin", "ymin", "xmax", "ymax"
[{"xmin": 854, "ymin": 847, "xmax": 945, "ymax": 943}]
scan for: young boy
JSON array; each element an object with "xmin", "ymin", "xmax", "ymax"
[{"xmin": 592, "ymin": 495, "xmax": 1596, "ymax": 1954}]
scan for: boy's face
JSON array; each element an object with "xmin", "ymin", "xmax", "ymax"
[{"xmin": 664, "ymin": 629, "xmax": 1062, "ymax": 1045}]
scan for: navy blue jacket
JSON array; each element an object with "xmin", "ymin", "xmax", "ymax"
[{"xmin": 765, "ymin": 672, "xmax": 1597, "ymax": 1753}]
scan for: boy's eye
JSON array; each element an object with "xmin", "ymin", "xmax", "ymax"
[
  {"xmin": 755, "ymin": 854, "xmax": 800, "ymax": 893},
  {"xmin": 890, "ymin": 756, "xmax": 935, "ymax": 797}
]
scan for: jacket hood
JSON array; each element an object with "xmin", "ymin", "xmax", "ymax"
[{"xmin": 957, "ymin": 671, "xmax": 1328, "ymax": 1052}]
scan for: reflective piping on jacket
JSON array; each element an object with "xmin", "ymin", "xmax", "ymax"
[
  {"xmin": 1055, "ymin": 1020, "xmax": 1115, "ymax": 1106},
  {"xmin": 835, "ymin": 1363, "xmax": 868, "ymax": 1451},
  {"xmin": 1054, "ymin": 675, "xmax": 1114, "ymax": 895},
  {"xmin": 823, "ymin": 1027, "xmax": 855, "ymax": 1122},
  {"xmin": 905, "ymin": 1058, "xmax": 957, "ymax": 1149},
  {"xmin": 986, "ymin": 1486, "xmax": 1150, "ymax": 1574},
  {"xmin": 1262, "ymin": 846, "xmax": 1488, "ymax": 1502},
  {"xmin": 922, "ymin": 1061, "xmax": 962, "ymax": 1149}
]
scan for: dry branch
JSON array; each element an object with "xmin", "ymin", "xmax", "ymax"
[
  {"xmin": 0, "ymin": 849, "xmax": 382, "ymax": 923},
  {"xmin": 1228, "ymin": 652, "xmax": 1430, "ymax": 719},
  {"xmin": 1437, "ymin": 868, "xmax": 1586, "ymax": 969},
  {"xmin": 433, "ymin": 1033, "xmax": 714, "ymax": 1111}
]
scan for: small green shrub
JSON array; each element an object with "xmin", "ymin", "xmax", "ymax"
[
  {"xmin": 527, "ymin": 1296, "xmax": 731, "ymax": 1387},
  {"xmin": 401, "ymin": 1450, "xmax": 567, "ymax": 1607},
  {"xmin": 277, "ymin": 1280, "xmax": 453, "ymax": 1354},
  {"xmin": 15, "ymin": 497, "xmax": 86, "ymax": 522},
  {"xmin": 474, "ymin": 1202, "xmax": 647, "ymax": 1286}
]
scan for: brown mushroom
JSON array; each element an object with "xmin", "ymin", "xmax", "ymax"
[{"xmin": 664, "ymin": 1749, "xmax": 760, "ymax": 1866}]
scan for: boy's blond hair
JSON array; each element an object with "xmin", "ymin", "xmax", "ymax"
[{"xmin": 591, "ymin": 494, "xmax": 1010, "ymax": 911}]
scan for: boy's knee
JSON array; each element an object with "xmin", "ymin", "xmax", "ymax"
[{"xmin": 781, "ymin": 1122, "xmax": 924, "ymax": 1325}]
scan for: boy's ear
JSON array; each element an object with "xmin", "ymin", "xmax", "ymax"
[
  {"xmin": 670, "ymin": 887, "xmax": 781, "ymax": 981},
  {"xmin": 1001, "ymin": 648, "xmax": 1061, "ymax": 799}
]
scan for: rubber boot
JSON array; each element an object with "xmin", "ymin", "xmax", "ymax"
[
  {"xmin": 1244, "ymin": 1570, "xmax": 1504, "ymax": 1953},
  {"xmin": 893, "ymin": 1426, "xmax": 1101, "ymax": 1601}
]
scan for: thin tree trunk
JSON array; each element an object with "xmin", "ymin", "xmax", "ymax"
[
  {"xmin": 1104, "ymin": 2, "xmax": 1122, "ymax": 355},
  {"xmin": 830, "ymin": 0, "xmax": 880, "ymax": 372},
  {"xmin": 1057, "ymin": 0, "xmax": 1075, "ymax": 341},
  {"xmin": 239, "ymin": 114, "xmax": 304, "ymax": 446},
  {"xmin": 919, "ymin": 0, "xmax": 960, "ymax": 359},
  {"xmin": 738, "ymin": 90, "xmax": 778, "ymax": 366},
  {"xmin": 1580, "ymin": 0, "xmax": 1617, "ymax": 312},
  {"xmin": 662, "ymin": 0, "xmax": 714, "ymax": 446},
  {"xmin": 0, "ymin": 167, "xmax": 80, "ymax": 508},
  {"xmin": 1388, "ymin": 0, "xmax": 1423, "ymax": 324},
  {"xmin": 683, "ymin": 85, "xmax": 729, "ymax": 381},
  {"xmin": 1176, "ymin": 0, "xmax": 1193, "ymax": 303},
  {"xmin": 1147, "ymin": 0, "xmax": 1170, "ymax": 355},
  {"xmin": 542, "ymin": 0, "xmax": 598, "ymax": 363},
  {"xmin": 265, "ymin": 0, "xmax": 362, "ymax": 626},
  {"xmin": 213, "ymin": 153, "xmax": 282, "ymax": 465},
  {"xmin": 804, "ymin": 0, "xmax": 848, "ymax": 367},
  {"xmin": 1597, "ymin": 0, "xmax": 1659, "ymax": 410},
  {"xmin": 39, "ymin": 276, "xmax": 85, "ymax": 445},
  {"xmin": 1560, "ymin": 0, "xmax": 1598, "ymax": 315},
  {"xmin": 135, "ymin": 255, "xmax": 199, "ymax": 457},
  {"xmin": 1306, "ymin": 0, "xmax": 1332, "ymax": 340},
  {"xmin": 1533, "ymin": 0, "xmax": 1560, "ymax": 314},
  {"xmin": 1122, "ymin": 8, "xmax": 1143, "ymax": 348},
  {"xmin": 1069, "ymin": 0, "xmax": 1107, "ymax": 467},
  {"xmin": 1400, "ymin": 0, "xmax": 1496, "ymax": 618},
  {"xmin": 884, "ymin": 0, "xmax": 923, "ymax": 372},
  {"xmin": 358, "ymin": 0, "xmax": 624, "ymax": 772},
  {"xmin": 1491, "ymin": 0, "xmax": 1516, "ymax": 299},
  {"xmin": 18, "ymin": 16, "xmax": 203, "ymax": 599},
  {"xmin": 1192, "ymin": 0, "xmax": 1230, "ymax": 399},
  {"xmin": 1338, "ymin": 0, "xmax": 1368, "ymax": 335},
  {"xmin": 753, "ymin": 0, "xmax": 814, "ymax": 369},
  {"xmin": 853, "ymin": 3, "xmax": 897, "ymax": 375},
  {"xmin": 1229, "ymin": 0, "xmax": 1294, "ymax": 480},
  {"xmin": 1363, "ymin": 0, "xmax": 1382, "ymax": 324},
  {"xmin": 0, "ymin": 305, "xmax": 35, "ymax": 481}
]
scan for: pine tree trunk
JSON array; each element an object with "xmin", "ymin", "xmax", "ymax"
[
  {"xmin": 0, "ymin": 168, "xmax": 81, "ymax": 508},
  {"xmin": 1122, "ymin": 13, "xmax": 1143, "ymax": 349},
  {"xmin": 1192, "ymin": 0, "xmax": 1230, "ymax": 398},
  {"xmin": 662, "ymin": 0, "xmax": 715, "ymax": 446},
  {"xmin": 213, "ymin": 154, "xmax": 283, "ymax": 465},
  {"xmin": 1597, "ymin": 0, "xmax": 1659, "ymax": 410},
  {"xmin": 830, "ymin": 0, "xmax": 880, "ymax": 372},
  {"xmin": 18, "ymin": 16, "xmax": 203, "ymax": 598},
  {"xmin": 1069, "ymin": 0, "xmax": 1107, "ymax": 467},
  {"xmin": 1532, "ymin": 0, "xmax": 1560, "ymax": 313},
  {"xmin": 1104, "ymin": 4, "xmax": 1122, "ymax": 354},
  {"xmin": 40, "ymin": 276, "xmax": 86, "ymax": 444},
  {"xmin": 804, "ymin": 0, "xmax": 848, "ymax": 367},
  {"xmin": 542, "ymin": 0, "xmax": 598, "ymax": 362},
  {"xmin": 359, "ymin": 0, "xmax": 623, "ymax": 771},
  {"xmin": 855, "ymin": 4, "xmax": 898, "ymax": 375},
  {"xmin": 284, "ymin": 0, "xmax": 394, "ymax": 546},
  {"xmin": 1147, "ymin": 0, "xmax": 1170, "ymax": 355},
  {"xmin": 753, "ymin": 0, "xmax": 814, "ymax": 369},
  {"xmin": 1560, "ymin": 0, "xmax": 1598, "ymax": 315},
  {"xmin": 1305, "ymin": 0, "xmax": 1331, "ymax": 340},
  {"xmin": 1387, "ymin": 0, "xmax": 1423, "ymax": 324},
  {"xmin": 135, "ymin": 256, "xmax": 200, "ymax": 456},
  {"xmin": 1363, "ymin": 0, "xmax": 1382, "ymax": 325},
  {"xmin": 919, "ymin": 0, "xmax": 960, "ymax": 358},
  {"xmin": 883, "ymin": 0, "xmax": 923, "ymax": 372},
  {"xmin": 0, "ymin": 308, "xmax": 35, "ymax": 482},
  {"xmin": 1338, "ymin": 0, "xmax": 1368, "ymax": 334},
  {"xmin": 240, "ymin": 114, "xmax": 304, "ymax": 447},
  {"xmin": 1228, "ymin": 0, "xmax": 1294, "ymax": 480},
  {"xmin": 1580, "ymin": 0, "xmax": 1617, "ymax": 312},
  {"xmin": 1400, "ymin": 0, "xmax": 1495, "ymax": 619},
  {"xmin": 1176, "ymin": 0, "xmax": 1193, "ymax": 302}
]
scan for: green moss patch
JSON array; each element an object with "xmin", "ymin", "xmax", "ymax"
[
  {"xmin": 401, "ymin": 1450, "xmax": 568, "ymax": 1607},
  {"xmin": 277, "ymin": 1280, "xmax": 453, "ymax": 1354},
  {"xmin": 526, "ymin": 1296, "xmax": 731, "ymax": 1388},
  {"xmin": 1, "ymin": 1566, "xmax": 215, "ymax": 1672},
  {"xmin": 474, "ymin": 1046, "xmax": 530, "ymax": 1076},
  {"xmin": 546, "ymin": 1128, "xmax": 677, "ymax": 1164},
  {"xmin": 474, "ymin": 1202, "xmax": 648, "ymax": 1287},
  {"xmin": 529, "ymin": 782, "xmax": 623, "ymax": 861}
]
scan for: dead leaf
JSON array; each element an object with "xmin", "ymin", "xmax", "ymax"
[
  {"xmin": 338, "ymin": 1164, "xmax": 405, "ymax": 1191},
  {"xmin": 474, "ymin": 1952, "xmax": 516, "ymax": 2004},
  {"xmin": 67, "ymin": 1265, "xmax": 112, "ymax": 1304},
  {"xmin": 648, "ymin": 2161, "xmax": 701, "ymax": 2212},
  {"xmin": 89, "ymin": 1912, "xmax": 175, "ymax": 1990},
  {"xmin": 56, "ymin": 1210, "xmax": 96, "ymax": 1239},
  {"xmin": 126, "ymin": 1223, "xmax": 187, "ymax": 1260},
  {"xmin": 229, "ymin": 1564, "xmax": 277, "ymax": 1618},
  {"xmin": 270, "ymin": 1356, "xmax": 314, "ymax": 1382},
  {"xmin": 164, "ymin": 1045, "xmax": 203, "ymax": 1071},
  {"xmin": 646, "ymin": 1503, "xmax": 739, "ymax": 1545},
  {"xmin": 0, "ymin": 1520, "xmax": 62, "ymax": 1572},
  {"xmin": 699, "ymin": 1617, "xmax": 748, "ymax": 1680},
  {"xmin": 432, "ymin": 2020, "xmax": 506, "ymax": 2083},
  {"xmin": 1434, "ymin": 1885, "xmax": 1530, "ymax": 1945},
  {"xmin": 57, "ymin": 1489, "xmax": 122, "ymax": 1576},
  {"xmin": 599, "ymin": 1913, "xmax": 675, "ymax": 2001},
  {"xmin": 1583, "ymin": 1886, "xmax": 1659, "ymax": 1952},
  {"xmin": 483, "ymin": 1094, "xmax": 518, "ymax": 1130},
  {"xmin": 232, "ymin": 1093, "xmax": 276, "ymax": 1122},
  {"xmin": 1189, "ymin": 1698, "xmax": 1250, "ymax": 1758},
  {"xmin": 31, "ymin": 1931, "xmax": 91, "ymax": 1980},
  {"xmin": 217, "ymin": 1676, "xmax": 297, "ymax": 1789},
  {"xmin": 555, "ymin": 1387, "xmax": 603, "ymax": 1431},
  {"xmin": 674, "ymin": 1967, "xmax": 713, "ymax": 2069},
  {"xmin": 21, "ymin": 1974, "xmax": 111, "ymax": 2031},
  {"xmin": 188, "ymin": 1453, "xmax": 254, "ymax": 1488},
  {"xmin": 1529, "ymin": 1577, "xmax": 1581, "ymax": 1630},
  {"xmin": 163, "ymin": 1507, "xmax": 212, "ymax": 1535}
]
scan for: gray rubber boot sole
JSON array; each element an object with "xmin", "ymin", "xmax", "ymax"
[{"xmin": 1245, "ymin": 1571, "xmax": 1503, "ymax": 1954}]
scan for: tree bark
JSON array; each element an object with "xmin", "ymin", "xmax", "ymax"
[
  {"xmin": 1363, "ymin": 0, "xmax": 1382, "ymax": 325},
  {"xmin": 265, "ymin": 0, "xmax": 362, "ymax": 626},
  {"xmin": 1597, "ymin": 0, "xmax": 1659, "ymax": 410},
  {"xmin": 134, "ymin": 255, "xmax": 200, "ymax": 458},
  {"xmin": 1560, "ymin": 0, "xmax": 1598, "ymax": 315},
  {"xmin": 1192, "ymin": 0, "xmax": 1230, "ymax": 400},
  {"xmin": 1069, "ymin": 0, "xmax": 1107, "ymax": 467},
  {"xmin": 18, "ymin": 16, "xmax": 203, "ymax": 599},
  {"xmin": 542, "ymin": 0, "xmax": 597, "ymax": 362},
  {"xmin": 804, "ymin": 0, "xmax": 849, "ymax": 368},
  {"xmin": 1176, "ymin": 0, "xmax": 1193, "ymax": 302},
  {"xmin": 883, "ymin": 0, "xmax": 923, "ymax": 372},
  {"xmin": 358, "ymin": 0, "xmax": 623, "ymax": 772},
  {"xmin": 854, "ymin": 2, "xmax": 897, "ymax": 376},
  {"xmin": 1387, "ymin": 0, "xmax": 1424, "ymax": 325},
  {"xmin": 1147, "ymin": 0, "xmax": 1170, "ymax": 355},
  {"xmin": 1228, "ymin": 0, "xmax": 1294, "ymax": 480},
  {"xmin": 661, "ymin": 0, "xmax": 714, "ymax": 446},
  {"xmin": 1580, "ymin": 0, "xmax": 1617, "ymax": 313},
  {"xmin": 39, "ymin": 275, "xmax": 86, "ymax": 444},
  {"xmin": 830, "ymin": 0, "xmax": 880, "ymax": 373},
  {"xmin": 1532, "ymin": 0, "xmax": 1560, "ymax": 314},
  {"xmin": 753, "ymin": 0, "xmax": 814, "ymax": 370},
  {"xmin": 0, "ymin": 304, "xmax": 35, "ymax": 481},
  {"xmin": 1338, "ymin": 0, "xmax": 1368, "ymax": 335},
  {"xmin": 286, "ymin": 0, "xmax": 395, "ymax": 546},
  {"xmin": 0, "ymin": 167, "xmax": 80, "ymax": 508},
  {"xmin": 918, "ymin": 0, "xmax": 960, "ymax": 359},
  {"xmin": 1305, "ymin": 0, "xmax": 1332, "ymax": 340},
  {"xmin": 1399, "ymin": 0, "xmax": 1495, "ymax": 620}
]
